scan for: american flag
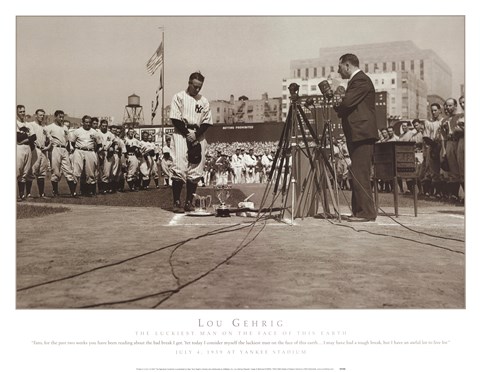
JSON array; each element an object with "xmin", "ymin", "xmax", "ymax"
[{"xmin": 146, "ymin": 41, "xmax": 163, "ymax": 75}]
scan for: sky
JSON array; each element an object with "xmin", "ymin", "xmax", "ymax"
[{"xmin": 16, "ymin": 16, "xmax": 465, "ymax": 124}]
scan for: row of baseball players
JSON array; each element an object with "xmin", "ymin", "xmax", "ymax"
[{"xmin": 16, "ymin": 105, "xmax": 172, "ymax": 199}]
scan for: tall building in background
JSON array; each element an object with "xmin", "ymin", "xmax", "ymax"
[
  {"xmin": 288, "ymin": 40, "xmax": 451, "ymax": 120},
  {"xmin": 282, "ymin": 70, "xmax": 427, "ymax": 122}
]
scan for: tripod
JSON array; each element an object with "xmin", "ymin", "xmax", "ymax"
[{"xmin": 262, "ymin": 83, "xmax": 341, "ymax": 223}]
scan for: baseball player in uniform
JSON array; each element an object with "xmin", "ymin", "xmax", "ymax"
[
  {"xmin": 26, "ymin": 109, "xmax": 51, "ymax": 197},
  {"xmin": 109, "ymin": 125, "xmax": 125, "ymax": 192},
  {"xmin": 91, "ymin": 117, "xmax": 99, "ymax": 131},
  {"xmin": 70, "ymin": 115, "xmax": 100, "ymax": 196},
  {"xmin": 45, "ymin": 110, "xmax": 77, "ymax": 196},
  {"xmin": 261, "ymin": 150, "xmax": 273, "ymax": 184},
  {"xmin": 138, "ymin": 131, "xmax": 155, "ymax": 189},
  {"xmin": 243, "ymin": 149, "xmax": 257, "ymax": 183},
  {"xmin": 124, "ymin": 128, "xmax": 141, "ymax": 191},
  {"xmin": 169, "ymin": 71, "xmax": 213, "ymax": 213},
  {"xmin": 439, "ymin": 98, "xmax": 462, "ymax": 201},
  {"xmin": 97, "ymin": 119, "xmax": 116, "ymax": 193},
  {"xmin": 161, "ymin": 136, "xmax": 173, "ymax": 187},
  {"xmin": 16, "ymin": 105, "xmax": 35, "ymax": 200},
  {"xmin": 457, "ymin": 95, "xmax": 465, "ymax": 204},
  {"xmin": 231, "ymin": 148, "xmax": 244, "ymax": 184},
  {"xmin": 149, "ymin": 133, "xmax": 161, "ymax": 188}
]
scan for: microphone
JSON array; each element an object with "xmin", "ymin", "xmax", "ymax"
[
  {"xmin": 318, "ymin": 80, "xmax": 334, "ymax": 101},
  {"xmin": 288, "ymin": 83, "xmax": 300, "ymax": 95}
]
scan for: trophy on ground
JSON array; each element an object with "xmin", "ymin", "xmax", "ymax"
[
  {"xmin": 185, "ymin": 193, "xmax": 214, "ymax": 216},
  {"xmin": 214, "ymin": 180, "xmax": 232, "ymax": 217}
]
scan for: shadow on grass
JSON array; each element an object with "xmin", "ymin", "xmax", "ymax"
[
  {"xmin": 21, "ymin": 187, "xmax": 248, "ymax": 212},
  {"xmin": 17, "ymin": 204, "xmax": 71, "ymax": 219},
  {"xmin": 437, "ymin": 210, "xmax": 465, "ymax": 215}
]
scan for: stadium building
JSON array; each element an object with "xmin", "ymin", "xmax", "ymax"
[{"xmin": 287, "ymin": 40, "xmax": 451, "ymax": 121}]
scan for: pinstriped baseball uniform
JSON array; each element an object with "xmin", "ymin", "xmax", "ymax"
[
  {"xmin": 169, "ymin": 90, "xmax": 213, "ymax": 182},
  {"xmin": 97, "ymin": 129, "xmax": 115, "ymax": 183},
  {"xmin": 111, "ymin": 130, "xmax": 124, "ymax": 182}
]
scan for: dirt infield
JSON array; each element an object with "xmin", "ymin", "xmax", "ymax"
[{"xmin": 16, "ymin": 184, "xmax": 465, "ymax": 309}]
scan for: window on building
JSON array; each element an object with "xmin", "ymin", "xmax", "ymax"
[
  {"xmin": 381, "ymin": 79, "xmax": 385, "ymax": 85},
  {"xmin": 365, "ymin": 64, "xmax": 369, "ymax": 73},
  {"xmin": 283, "ymin": 95, "xmax": 287, "ymax": 100},
  {"xmin": 411, "ymin": 60, "xmax": 415, "ymax": 71},
  {"xmin": 392, "ymin": 61, "xmax": 396, "ymax": 71},
  {"xmin": 322, "ymin": 66, "xmax": 326, "ymax": 76},
  {"xmin": 282, "ymin": 103, "xmax": 287, "ymax": 109},
  {"xmin": 375, "ymin": 79, "xmax": 378, "ymax": 85},
  {"xmin": 401, "ymin": 61, "xmax": 405, "ymax": 70},
  {"xmin": 313, "ymin": 67, "xmax": 317, "ymax": 77},
  {"xmin": 391, "ymin": 97, "xmax": 395, "ymax": 104},
  {"xmin": 311, "ymin": 85, "xmax": 317, "ymax": 91},
  {"xmin": 420, "ymin": 70, "xmax": 424, "ymax": 80},
  {"xmin": 297, "ymin": 69, "xmax": 301, "ymax": 78},
  {"xmin": 330, "ymin": 66, "xmax": 334, "ymax": 72},
  {"xmin": 216, "ymin": 107, "xmax": 220, "ymax": 113},
  {"xmin": 420, "ymin": 59, "xmax": 424, "ymax": 68},
  {"xmin": 305, "ymin": 68, "xmax": 309, "ymax": 78},
  {"xmin": 374, "ymin": 63, "xmax": 378, "ymax": 71},
  {"xmin": 383, "ymin": 62, "xmax": 387, "ymax": 71},
  {"xmin": 391, "ymin": 78, "xmax": 395, "ymax": 85}
]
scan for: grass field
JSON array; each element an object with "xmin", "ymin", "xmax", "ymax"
[
  {"xmin": 19, "ymin": 176, "xmax": 462, "ymax": 214},
  {"xmin": 16, "ymin": 204, "xmax": 70, "ymax": 219}
]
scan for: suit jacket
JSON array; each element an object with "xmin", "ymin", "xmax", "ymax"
[{"xmin": 335, "ymin": 70, "xmax": 378, "ymax": 143}]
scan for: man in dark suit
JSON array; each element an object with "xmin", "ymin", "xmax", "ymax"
[{"xmin": 334, "ymin": 54, "xmax": 378, "ymax": 222}]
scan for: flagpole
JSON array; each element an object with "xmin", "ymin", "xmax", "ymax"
[
  {"xmin": 161, "ymin": 27, "xmax": 165, "ymax": 150},
  {"xmin": 151, "ymin": 100, "xmax": 154, "ymax": 125}
]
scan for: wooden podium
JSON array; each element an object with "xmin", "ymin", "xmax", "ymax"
[{"xmin": 373, "ymin": 141, "xmax": 418, "ymax": 217}]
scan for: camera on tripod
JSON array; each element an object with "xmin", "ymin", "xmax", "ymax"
[
  {"xmin": 288, "ymin": 83, "xmax": 300, "ymax": 100},
  {"xmin": 263, "ymin": 79, "xmax": 342, "ymax": 222}
]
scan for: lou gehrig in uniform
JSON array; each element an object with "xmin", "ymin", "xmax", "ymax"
[{"xmin": 169, "ymin": 71, "xmax": 213, "ymax": 213}]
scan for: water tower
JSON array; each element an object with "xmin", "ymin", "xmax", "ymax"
[{"xmin": 123, "ymin": 93, "xmax": 145, "ymax": 127}]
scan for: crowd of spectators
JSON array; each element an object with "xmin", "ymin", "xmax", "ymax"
[{"xmin": 372, "ymin": 96, "xmax": 465, "ymax": 205}]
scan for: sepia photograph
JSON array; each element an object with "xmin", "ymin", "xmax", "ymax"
[
  {"xmin": 15, "ymin": 15, "xmax": 465, "ymax": 310},
  {"xmin": 4, "ymin": 2, "xmax": 479, "ymax": 372}
]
